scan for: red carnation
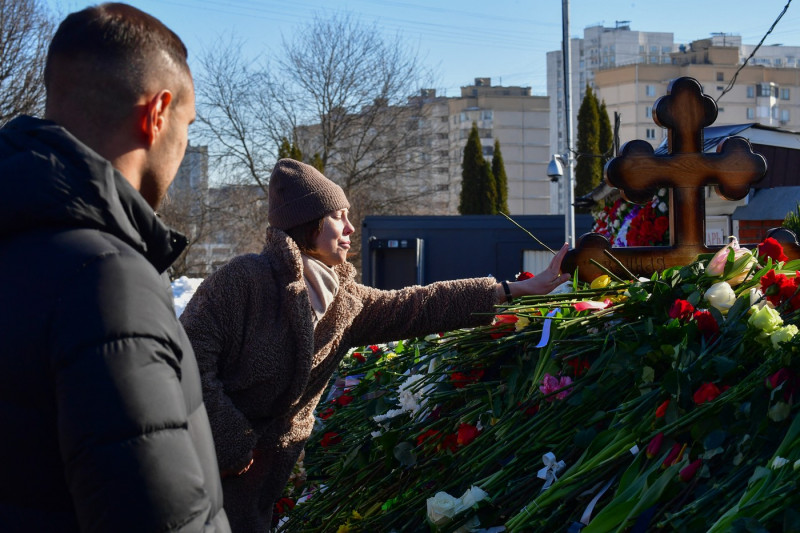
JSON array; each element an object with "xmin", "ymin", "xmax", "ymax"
[
  {"xmin": 274, "ymin": 497, "xmax": 296, "ymax": 515},
  {"xmin": 567, "ymin": 357, "xmax": 590, "ymax": 377},
  {"xmin": 669, "ymin": 299, "xmax": 695, "ymax": 321},
  {"xmin": 489, "ymin": 314, "xmax": 518, "ymax": 339},
  {"xmin": 352, "ymin": 352, "xmax": 366, "ymax": 363},
  {"xmin": 693, "ymin": 310, "xmax": 719, "ymax": 341},
  {"xmin": 516, "ymin": 271, "xmax": 534, "ymax": 281},
  {"xmin": 332, "ymin": 394, "xmax": 354, "ymax": 407},
  {"xmin": 457, "ymin": 423, "xmax": 480, "ymax": 446},
  {"xmin": 439, "ymin": 433, "xmax": 459, "ymax": 453},
  {"xmin": 320, "ymin": 432, "xmax": 342, "ymax": 447},
  {"xmin": 416, "ymin": 429, "xmax": 440, "ymax": 447},
  {"xmin": 450, "ymin": 369, "xmax": 485, "ymax": 389},
  {"xmin": 693, "ymin": 382, "xmax": 722, "ymax": 405},
  {"xmin": 758, "ymin": 237, "xmax": 788, "ymax": 263},
  {"xmin": 319, "ymin": 407, "xmax": 335, "ymax": 420}
]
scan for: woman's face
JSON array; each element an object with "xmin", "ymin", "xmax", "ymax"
[{"xmin": 313, "ymin": 209, "xmax": 355, "ymax": 266}]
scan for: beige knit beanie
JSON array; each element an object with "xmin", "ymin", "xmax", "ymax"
[{"xmin": 267, "ymin": 158, "xmax": 349, "ymax": 230}]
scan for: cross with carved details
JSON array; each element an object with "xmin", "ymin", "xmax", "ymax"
[{"xmin": 561, "ymin": 76, "xmax": 799, "ymax": 282}]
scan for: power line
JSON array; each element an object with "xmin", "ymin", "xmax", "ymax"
[{"xmin": 716, "ymin": 0, "xmax": 793, "ymax": 103}]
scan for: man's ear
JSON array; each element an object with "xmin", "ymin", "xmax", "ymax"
[{"xmin": 140, "ymin": 89, "xmax": 173, "ymax": 146}]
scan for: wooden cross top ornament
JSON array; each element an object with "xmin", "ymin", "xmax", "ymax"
[{"xmin": 561, "ymin": 76, "xmax": 799, "ymax": 282}]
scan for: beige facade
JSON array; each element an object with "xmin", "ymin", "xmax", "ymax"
[{"xmin": 376, "ymin": 79, "xmax": 553, "ymax": 216}]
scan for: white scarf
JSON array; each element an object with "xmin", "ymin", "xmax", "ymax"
[{"xmin": 301, "ymin": 254, "xmax": 340, "ymax": 325}]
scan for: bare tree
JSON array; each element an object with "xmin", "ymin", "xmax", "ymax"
[
  {"xmin": 0, "ymin": 0, "xmax": 54, "ymax": 125},
  {"xmin": 196, "ymin": 13, "xmax": 439, "ymax": 277}
]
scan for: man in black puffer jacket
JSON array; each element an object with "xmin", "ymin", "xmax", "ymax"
[{"xmin": 0, "ymin": 4, "xmax": 229, "ymax": 532}]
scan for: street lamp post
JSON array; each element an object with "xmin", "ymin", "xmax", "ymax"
[{"xmin": 561, "ymin": 0, "xmax": 576, "ymax": 247}]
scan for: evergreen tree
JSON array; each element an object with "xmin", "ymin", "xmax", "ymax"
[
  {"xmin": 492, "ymin": 139, "xmax": 509, "ymax": 214},
  {"xmin": 277, "ymin": 136, "xmax": 304, "ymax": 161},
  {"xmin": 575, "ymin": 86, "xmax": 602, "ymax": 202},
  {"xmin": 310, "ymin": 153, "xmax": 325, "ymax": 173},
  {"xmin": 598, "ymin": 100, "xmax": 614, "ymax": 164},
  {"xmin": 459, "ymin": 123, "xmax": 496, "ymax": 214}
]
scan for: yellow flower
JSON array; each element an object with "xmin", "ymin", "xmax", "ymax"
[
  {"xmin": 351, "ymin": 510, "xmax": 363, "ymax": 520},
  {"xmin": 336, "ymin": 524, "xmax": 351, "ymax": 533},
  {"xmin": 515, "ymin": 316, "xmax": 530, "ymax": 331},
  {"xmin": 591, "ymin": 275, "xmax": 611, "ymax": 289}
]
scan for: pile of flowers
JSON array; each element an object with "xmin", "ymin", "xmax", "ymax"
[
  {"xmin": 592, "ymin": 189, "xmax": 669, "ymax": 246},
  {"xmin": 279, "ymin": 237, "xmax": 800, "ymax": 532}
]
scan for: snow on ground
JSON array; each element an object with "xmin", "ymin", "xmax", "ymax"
[{"xmin": 171, "ymin": 277, "xmax": 204, "ymax": 317}]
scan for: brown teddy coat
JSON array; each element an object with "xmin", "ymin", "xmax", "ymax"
[{"xmin": 180, "ymin": 227, "xmax": 498, "ymax": 532}]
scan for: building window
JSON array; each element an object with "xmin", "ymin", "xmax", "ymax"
[
  {"xmin": 645, "ymin": 85, "xmax": 656, "ymax": 97},
  {"xmin": 781, "ymin": 88, "xmax": 790, "ymax": 100},
  {"xmin": 781, "ymin": 109, "xmax": 790, "ymax": 122},
  {"xmin": 645, "ymin": 128, "xmax": 656, "ymax": 139},
  {"xmin": 772, "ymin": 106, "xmax": 779, "ymax": 119},
  {"xmin": 716, "ymin": 72, "xmax": 724, "ymax": 82},
  {"xmin": 645, "ymin": 106, "xmax": 652, "ymax": 118},
  {"xmin": 482, "ymin": 146, "xmax": 494, "ymax": 157},
  {"xmin": 482, "ymin": 110, "xmax": 493, "ymax": 120},
  {"xmin": 747, "ymin": 85, "xmax": 755, "ymax": 98},
  {"xmin": 746, "ymin": 108, "xmax": 755, "ymax": 119}
]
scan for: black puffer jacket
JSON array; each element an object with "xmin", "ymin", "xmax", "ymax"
[{"xmin": 0, "ymin": 116, "xmax": 229, "ymax": 532}]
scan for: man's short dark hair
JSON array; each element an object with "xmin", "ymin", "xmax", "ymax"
[{"xmin": 44, "ymin": 3, "xmax": 190, "ymax": 121}]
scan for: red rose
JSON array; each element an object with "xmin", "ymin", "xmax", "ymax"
[
  {"xmin": 692, "ymin": 382, "xmax": 722, "ymax": 405},
  {"xmin": 369, "ymin": 345, "xmax": 380, "ymax": 353},
  {"xmin": 693, "ymin": 310, "xmax": 719, "ymax": 340},
  {"xmin": 655, "ymin": 399, "xmax": 670, "ymax": 418},
  {"xmin": 679, "ymin": 459, "xmax": 703, "ymax": 482},
  {"xmin": 669, "ymin": 299, "xmax": 695, "ymax": 321},
  {"xmin": 457, "ymin": 423, "xmax": 480, "ymax": 446},
  {"xmin": 352, "ymin": 352, "xmax": 366, "ymax": 363},
  {"xmin": 319, "ymin": 407, "xmax": 335, "ymax": 420},
  {"xmin": 758, "ymin": 237, "xmax": 788, "ymax": 263},
  {"xmin": 320, "ymin": 432, "xmax": 342, "ymax": 447},
  {"xmin": 516, "ymin": 271, "xmax": 534, "ymax": 281}
]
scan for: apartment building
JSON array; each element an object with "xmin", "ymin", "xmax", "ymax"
[
  {"xmin": 595, "ymin": 37, "xmax": 800, "ymax": 147},
  {"xmin": 409, "ymin": 79, "xmax": 552, "ymax": 215},
  {"xmin": 546, "ymin": 24, "xmax": 675, "ymax": 162}
]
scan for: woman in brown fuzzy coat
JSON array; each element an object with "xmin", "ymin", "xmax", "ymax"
[{"xmin": 180, "ymin": 158, "xmax": 570, "ymax": 532}]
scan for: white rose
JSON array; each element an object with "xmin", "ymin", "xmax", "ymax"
[
  {"xmin": 427, "ymin": 491, "xmax": 458, "ymax": 526},
  {"xmin": 704, "ymin": 281, "xmax": 737, "ymax": 314},
  {"xmin": 658, "ymin": 202, "xmax": 668, "ymax": 213}
]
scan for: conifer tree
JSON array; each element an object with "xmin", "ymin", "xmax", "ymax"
[
  {"xmin": 277, "ymin": 136, "xmax": 303, "ymax": 161},
  {"xmin": 598, "ymin": 100, "xmax": 614, "ymax": 164},
  {"xmin": 492, "ymin": 139, "xmax": 509, "ymax": 214},
  {"xmin": 575, "ymin": 86, "xmax": 602, "ymax": 200},
  {"xmin": 459, "ymin": 123, "xmax": 496, "ymax": 214}
]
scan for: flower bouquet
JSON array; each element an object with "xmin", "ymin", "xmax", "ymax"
[
  {"xmin": 592, "ymin": 189, "xmax": 670, "ymax": 247},
  {"xmin": 280, "ymin": 237, "xmax": 800, "ymax": 532}
]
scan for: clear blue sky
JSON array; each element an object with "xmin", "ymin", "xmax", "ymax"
[{"xmin": 46, "ymin": 0, "xmax": 797, "ymax": 96}]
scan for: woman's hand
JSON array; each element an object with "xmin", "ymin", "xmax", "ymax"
[{"xmin": 496, "ymin": 243, "xmax": 571, "ymax": 302}]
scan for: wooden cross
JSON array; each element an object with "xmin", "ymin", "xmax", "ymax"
[{"xmin": 561, "ymin": 76, "xmax": 798, "ymax": 282}]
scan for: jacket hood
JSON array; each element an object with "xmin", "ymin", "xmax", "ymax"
[{"xmin": 0, "ymin": 115, "xmax": 186, "ymax": 273}]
